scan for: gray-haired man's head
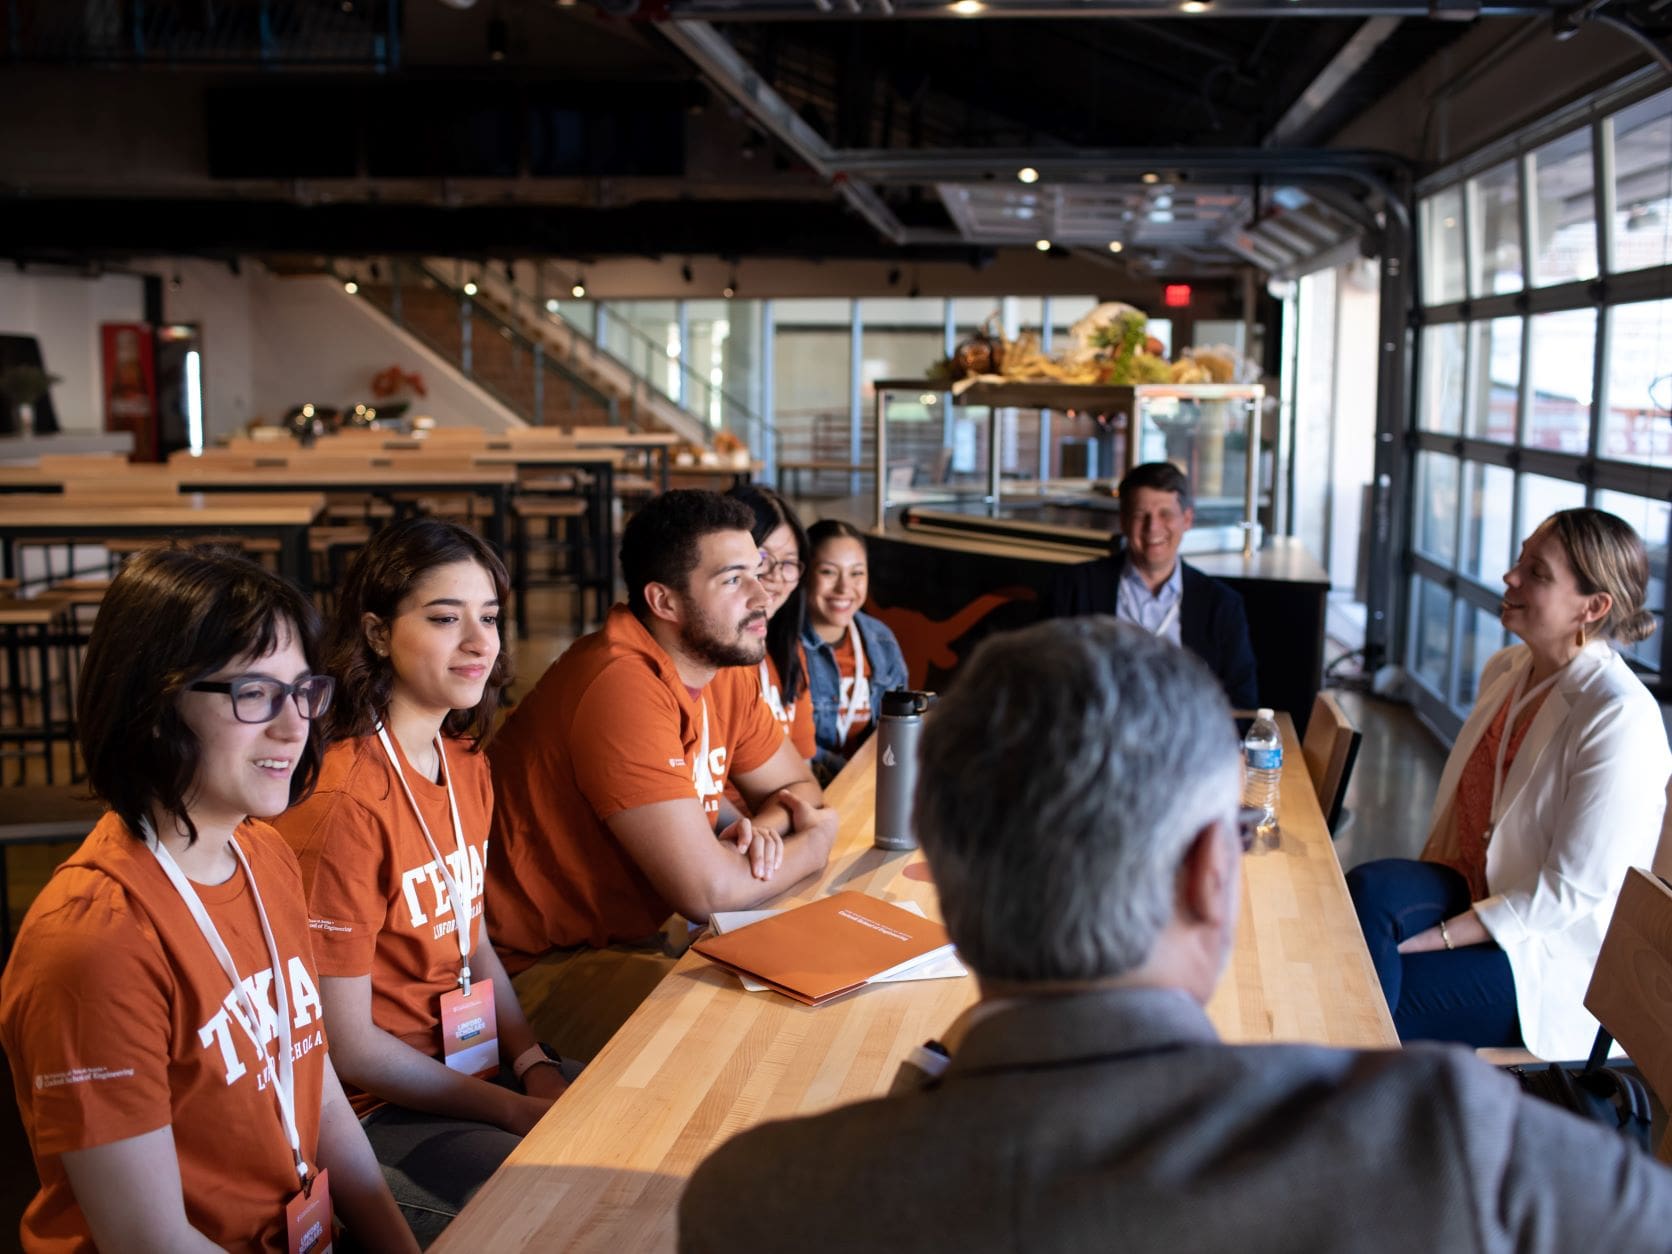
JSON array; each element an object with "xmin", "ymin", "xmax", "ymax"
[{"xmin": 914, "ymin": 617, "xmax": 1243, "ymax": 987}]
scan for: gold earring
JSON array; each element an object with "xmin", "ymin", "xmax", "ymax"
[{"xmin": 1575, "ymin": 626, "xmax": 1586, "ymax": 649}]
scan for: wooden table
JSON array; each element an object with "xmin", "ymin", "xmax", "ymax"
[
  {"xmin": 472, "ymin": 449, "xmax": 620, "ymax": 621},
  {"xmin": 0, "ymin": 497, "xmax": 325, "ymax": 593},
  {"xmin": 435, "ymin": 715, "xmax": 1393, "ymax": 1252},
  {"xmin": 171, "ymin": 465, "xmax": 516, "ymax": 557}
]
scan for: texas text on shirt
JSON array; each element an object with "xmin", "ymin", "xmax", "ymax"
[
  {"xmin": 0, "ymin": 814, "xmax": 327, "ymax": 1253},
  {"xmin": 761, "ymin": 644, "xmax": 816, "ymax": 761},
  {"xmin": 487, "ymin": 605, "xmax": 785, "ymax": 965},
  {"xmin": 273, "ymin": 733, "xmax": 493, "ymax": 1116}
]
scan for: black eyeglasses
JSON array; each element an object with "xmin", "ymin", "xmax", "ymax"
[
  {"xmin": 1236, "ymin": 807, "xmax": 1266, "ymax": 852},
  {"xmin": 189, "ymin": 674, "xmax": 335, "ymax": 724},
  {"xmin": 756, "ymin": 550, "xmax": 805, "ymax": 583}
]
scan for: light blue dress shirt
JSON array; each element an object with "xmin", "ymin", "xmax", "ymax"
[{"xmin": 1115, "ymin": 560, "xmax": 1184, "ymax": 645}]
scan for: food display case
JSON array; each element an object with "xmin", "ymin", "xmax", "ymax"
[{"xmin": 872, "ymin": 379, "xmax": 1267, "ymax": 555}]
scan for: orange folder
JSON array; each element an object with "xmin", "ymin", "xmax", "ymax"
[{"xmin": 692, "ymin": 891, "xmax": 956, "ymax": 1006}]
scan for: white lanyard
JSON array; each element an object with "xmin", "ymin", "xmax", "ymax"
[
  {"xmin": 143, "ymin": 820, "xmax": 309, "ymax": 1189},
  {"xmin": 758, "ymin": 659, "xmax": 788, "ymax": 723},
  {"xmin": 691, "ymin": 697, "xmax": 717, "ymax": 799},
  {"xmin": 1153, "ymin": 600, "xmax": 1181, "ymax": 639},
  {"xmin": 1487, "ymin": 661, "xmax": 1564, "ymax": 833},
  {"xmin": 834, "ymin": 620, "xmax": 871, "ymax": 742},
  {"xmin": 375, "ymin": 725, "xmax": 476, "ymax": 994}
]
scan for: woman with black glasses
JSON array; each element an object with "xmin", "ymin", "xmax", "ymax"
[
  {"xmin": 726, "ymin": 485, "xmax": 816, "ymax": 765},
  {"xmin": 0, "ymin": 543, "xmax": 413, "ymax": 1253},
  {"xmin": 273, "ymin": 518, "xmax": 573, "ymax": 1248}
]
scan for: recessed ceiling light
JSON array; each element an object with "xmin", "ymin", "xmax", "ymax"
[
  {"xmin": 950, "ymin": 0, "xmax": 984, "ymax": 14},
  {"xmin": 1141, "ymin": 172, "xmax": 1160, "ymax": 185},
  {"xmin": 1035, "ymin": 239, "xmax": 1051, "ymax": 252},
  {"xmin": 1180, "ymin": 1, "xmax": 1209, "ymax": 11},
  {"xmin": 1017, "ymin": 166, "xmax": 1039, "ymax": 184},
  {"xmin": 1108, "ymin": 241, "xmax": 1124, "ymax": 253}
]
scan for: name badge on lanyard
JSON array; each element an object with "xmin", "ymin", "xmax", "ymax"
[
  {"xmin": 835, "ymin": 620, "xmax": 871, "ymax": 743},
  {"xmin": 376, "ymin": 726, "xmax": 498, "ymax": 1077},
  {"xmin": 143, "ymin": 821, "xmax": 332, "ymax": 1251}
]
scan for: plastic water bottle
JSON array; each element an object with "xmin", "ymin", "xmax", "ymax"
[{"xmin": 1242, "ymin": 707, "xmax": 1282, "ymax": 830}]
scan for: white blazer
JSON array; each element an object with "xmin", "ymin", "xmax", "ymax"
[{"xmin": 1425, "ymin": 640, "xmax": 1671, "ymax": 1059}]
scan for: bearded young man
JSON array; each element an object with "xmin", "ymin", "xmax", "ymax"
[{"xmin": 486, "ymin": 490, "xmax": 838, "ymax": 1057}]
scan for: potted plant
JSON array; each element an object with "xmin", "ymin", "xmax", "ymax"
[{"xmin": 0, "ymin": 364, "xmax": 62, "ymax": 437}]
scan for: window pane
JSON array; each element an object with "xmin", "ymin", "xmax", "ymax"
[
  {"xmin": 1530, "ymin": 130, "xmax": 1598, "ymax": 287},
  {"xmin": 1469, "ymin": 161, "xmax": 1523, "ymax": 296},
  {"xmin": 1602, "ymin": 297, "xmax": 1672, "ymax": 467},
  {"xmin": 1414, "ymin": 451, "xmax": 1460, "ymax": 565},
  {"xmin": 1516, "ymin": 472, "xmax": 1586, "ymax": 541},
  {"xmin": 1595, "ymin": 489, "xmax": 1668, "ymax": 670},
  {"xmin": 1411, "ymin": 575, "xmax": 1453, "ymax": 695},
  {"xmin": 1456, "ymin": 604, "xmax": 1509, "ymax": 708},
  {"xmin": 1525, "ymin": 309, "xmax": 1596, "ymax": 453},
  {"xmin": 1418, "ymin": 324, "xmax": 1465, "ymax": 433},
  {"xmin": 1611, "ymin": 89, "xmax": 1672, "ymax": 275},
  {"xmin": 1461, "ymin": 461, "xmax": 1514, "ymax": 584},
  {"xmin": 1466, "ymin": 317, "xmax": 1521, "ymax": 441},
  {"xmin": 1421, "ymin": 187, "xmax": 1467, "ymax": 306}
]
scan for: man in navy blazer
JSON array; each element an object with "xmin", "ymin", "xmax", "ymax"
[{"xmin": 1049, "ymin": 461, "xmax": 1258, "ymax": 707}]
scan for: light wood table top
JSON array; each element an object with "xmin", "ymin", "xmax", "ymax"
[
  {"xmin": 172, "ymin": 465, "xmax": 518, "ymax": 488},
  {"xmin": 435, "ymin": 714, "xmax": 1393, "ymax": 1253},
  {"xmin": 470, "ymin": 448, "xmax": 621, "ymax": 468},
  {"xmin": 0, "ymin": 499, "xmax": 324, "ymax": 527}
]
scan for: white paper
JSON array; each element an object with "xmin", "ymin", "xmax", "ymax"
[{"xmin": 708, "ymin": 900, "xmax": 969, "ymax": 992}]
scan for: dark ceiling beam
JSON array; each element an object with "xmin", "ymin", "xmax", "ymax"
[
  {"xmin": 658, "ymin": 0, "xmax": 1566, "ymax": 18},
  {"xmin": 1262, "ymin": 16, "xmax": 1403, "ymax": 144},
  {"xmin": 0, "ymin": 198, "xmax": 955, "ymax": 260},
  {"xmin": 655, "ymin": 20, "xmax": 911, "ymax": 242}
]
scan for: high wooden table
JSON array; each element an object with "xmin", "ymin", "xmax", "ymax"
[
  {"xmin": 171, "ymin": 464, "xmax": 516, "ymax": 556},
  {"xmin": 0, "ymin": 496, "xmax": 325, "ymax": 592},
  {"xmin": 435, "ymin": 714, "xmax": 1393, "ymax": 1252}
]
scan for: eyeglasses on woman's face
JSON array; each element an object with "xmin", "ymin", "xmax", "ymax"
[
  {"xmin": 756, "ymin": 550, "xmax": 805, "ymax": 585},
  {"xmin": 187, "ymin": 674, "xmax": 336, "ymax": 724}
]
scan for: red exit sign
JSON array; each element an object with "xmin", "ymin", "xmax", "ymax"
[{"xmin": 1163, "ymin": 284, "xmax": 1192, "ymax": 308}]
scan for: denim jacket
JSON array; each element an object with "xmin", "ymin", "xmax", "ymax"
[{"xmin": 800, "ymin": 610, "xmax": 909, "ymax": 778}]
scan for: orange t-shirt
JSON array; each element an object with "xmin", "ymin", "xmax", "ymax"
[
  {"xmin": 1444, "ymin": 686, "xmax": 1553, "ymax": 900},
  {"xmin": 486, "ymin": 605, "xmax": 786, "ymax": 965},
  {"xmin": 273, "ymin": 733, "xmax": 494, "ymax": 1116},
  {"xmin": 723, "ymin": 646, "xmax": 817, "ymax": 813},
  {"xmin": 0, "ymin": 814, "xmax": 327, "ymax": 1253},
  {"xmin": 832, "ymin": 629, "xmax": 874, "ymax": 757}
]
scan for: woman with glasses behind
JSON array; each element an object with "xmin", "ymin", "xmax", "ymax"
[
  {"xmin": 0, "ymin": 544, "xmax": 413, "ymax": 1253},
  {"xmin": 272, "ymin": 518, "xmax": 573, "ymax": 1248},
  {"xmin": 726, "ymin": 485, "xmax": 816, "ymax": 765}
]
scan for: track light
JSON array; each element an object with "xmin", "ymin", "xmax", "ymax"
[
  {"xmin": 681, "ymin": 261, "xmax": 695, "ymax": 284},
  {"xmin": 463, "ymin": 281, "xmax": 478, "ymax": 296},
  {"xmin": 1017, "ymin": 167, "xmax": 1039, "ymax": 184},
  {"xmin": 344, "ymin": 280, "xmax": 359, "ymax": 294},
  {"xmin": 723, "ymin": 276, "xmax": 737, "ymax": 299},
  {"xmin": 571, "ymin": 279, "xmax": 587, "ymax": 298}
]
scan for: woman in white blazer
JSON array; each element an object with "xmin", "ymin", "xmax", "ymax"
[{"xmin": 1349, "ymin": 508, "xmax": 1669, "ymax": 1059}]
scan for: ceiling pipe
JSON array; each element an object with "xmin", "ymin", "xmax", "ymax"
[
  {"xmin": 655, "ymin": 0, "xmax": 1554, "ymax": 18},
  {"xmin": 1263, "ymin": 16, "xmax": 1403, "ymax": 146},
  {"xmin": 657, "ymin": 21, "xmax": 910, "ymax": 244}
]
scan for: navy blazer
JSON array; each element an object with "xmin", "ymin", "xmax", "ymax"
[{"xmin": 1048, "ymin": 553, "xmax": 1259, "ymax": 708}]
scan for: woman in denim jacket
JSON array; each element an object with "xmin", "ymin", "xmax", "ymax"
[{"xmin": 800, "ymin": 519, "xmax": 908, "ymax": 783}]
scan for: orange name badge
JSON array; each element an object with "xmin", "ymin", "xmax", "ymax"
[
  {"xmin": 285, "ymin": 1168, "xmax": 333, "ymax": 1254},
  {"xmin": 440, "ymin": 983, "xmax": 499, "ymax": 1076}
]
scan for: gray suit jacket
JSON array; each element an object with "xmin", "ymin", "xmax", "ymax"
[{"xmin": 678, "ymin": 987, "xmax": 1672, "ymax": 1253}]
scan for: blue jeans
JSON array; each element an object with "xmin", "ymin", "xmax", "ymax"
[{"xmin": 1346, "ymin": 858, "xmax": 1522, "ymax": 1049}]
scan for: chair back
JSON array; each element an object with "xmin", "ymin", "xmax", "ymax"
[
  {"xmin": 1301, "ymin": 691, "xmax": 1361, "ymax": 834},
  {"xmin": 1584, "ymin": 867, "xmax": 1672, "ymax": 1162}
]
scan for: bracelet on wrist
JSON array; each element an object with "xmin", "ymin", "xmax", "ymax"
[
  {"xmin": 512, "ymin": 1043, "xmax": 556, "ymax": 1080},
  {"xmin": 1437, "ymin": 918, "xmax": 1454, "ymax": 951}
]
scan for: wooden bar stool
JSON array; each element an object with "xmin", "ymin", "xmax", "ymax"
[
  {"xmin": 511, "ymin": 495, "xmax": 590, "ymax": 637},
  {"xmin": 0, "ymin": 598, "xmax": 71, "ymax": 786}
]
